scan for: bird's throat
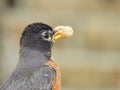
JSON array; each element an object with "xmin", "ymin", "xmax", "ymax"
[{"xmin": 17, "ymin": 46, "xmax": 51, "ymax": 69}]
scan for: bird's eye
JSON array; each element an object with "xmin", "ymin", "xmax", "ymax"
[
  {"xmin": 41, "ymin": 31, "xmax": 52, "ymax": 41},
  {"xmin": 42, "ymin": 31, "xmax": 49, "ymax": 39}
]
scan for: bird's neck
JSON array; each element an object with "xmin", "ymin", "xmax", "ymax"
[{"xmin": 17, "ymin": 46, "xmax": 51, "ymax": 69}]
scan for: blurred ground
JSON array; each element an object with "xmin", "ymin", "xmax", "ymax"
[{"xmin": 0, "ymin": 0, "xmax": 120, "ymax": 90}]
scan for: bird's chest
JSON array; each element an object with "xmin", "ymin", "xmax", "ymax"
[{"xmin": 45, "ymin": 60, "xmax": 61, "ymax": 90}]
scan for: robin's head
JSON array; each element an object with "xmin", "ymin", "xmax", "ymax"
[
  {"xmin": 20, "ymin": 22, "xmax": 55, "ymax": 51},
  {"xmin": 20, "ymin": 22, "xmax": 73, "ymax": 52}
]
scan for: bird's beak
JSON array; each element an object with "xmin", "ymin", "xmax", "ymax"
[
  {"xmin": 52, "ymin": 30, "xmax": 64, "ymax": 42},
  {"xmin": 52, "ymin": 26, "xmax": 73, "ymax": 42}
]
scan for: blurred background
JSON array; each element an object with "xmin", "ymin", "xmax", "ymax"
[{"xmin": 0, "ymin": 0, "xmax": 120, "ymax": 90}]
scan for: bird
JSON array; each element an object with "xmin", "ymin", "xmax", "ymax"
[{"xmin": 0, "ymin": 22, "xmax": 62, "ymax": 90}]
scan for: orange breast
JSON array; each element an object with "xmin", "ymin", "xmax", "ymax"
[{"xmin": 45, "ymin": 58, "xmax": 61, "ymax": 90}]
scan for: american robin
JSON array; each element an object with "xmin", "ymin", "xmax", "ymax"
[{"xmin": 0, "ymin": 22, "xmax": 73, "ymax": 90}]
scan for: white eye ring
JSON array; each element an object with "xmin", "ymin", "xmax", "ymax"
[{"xmin": 42, "ymin": 31, "xmax": 52, "ymax": 41}]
